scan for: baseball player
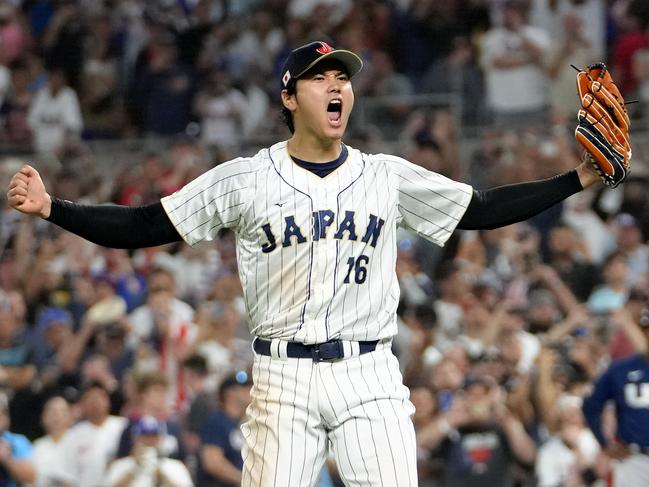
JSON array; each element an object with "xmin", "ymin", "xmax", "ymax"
[
  {"xmin": 7, "ymin": 41, "xmax": 612, "ymax": 486},
  {"xmin": 582, "ymin": 308, "xmax": 649, "ymax": 486}
]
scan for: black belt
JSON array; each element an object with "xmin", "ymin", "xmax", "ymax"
[{"xmin": 253, "ymin": 338, "xmax": 379, "ymax": 362}]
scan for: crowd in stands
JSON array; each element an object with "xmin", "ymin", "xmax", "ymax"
[{"xmin": 1, "ymin": 0, "xmax": 649, "ymax": 486}]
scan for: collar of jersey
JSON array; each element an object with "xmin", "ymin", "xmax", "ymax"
[{"xmin": 269, "ymin": 141, "xmax": 364, "ymax": 194}]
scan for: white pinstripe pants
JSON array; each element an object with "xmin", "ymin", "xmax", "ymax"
[{"xmin": 240, "ymin": 344, "xmax": 417, "ymax": 487}]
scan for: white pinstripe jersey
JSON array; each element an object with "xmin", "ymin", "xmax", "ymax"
[{"xmin": 161, "ymin": 141, "xmax": 472, "ymax": 344}]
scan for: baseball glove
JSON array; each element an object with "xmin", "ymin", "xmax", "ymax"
[{"xmin": 574, "ymin": 63, "xmax": 632, "ymax": 188}]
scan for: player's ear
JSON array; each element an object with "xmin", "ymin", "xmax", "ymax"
[{"xmin": 281, "ymin": 89, "xmax": 297, "ymax": 112}]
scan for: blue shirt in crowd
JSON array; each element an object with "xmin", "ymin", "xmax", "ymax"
[
  {"xmin": 0, "ymin": 431, "xmax": 32, "ymax": 487},
  {"xmin": 583, "ymin": 354, "xmax": 649, "ymax": 448},
  {"xmin": 198, "ymin": 410, "xmax": 243, "ymax": 487}
]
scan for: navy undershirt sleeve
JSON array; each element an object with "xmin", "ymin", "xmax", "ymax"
[
  {"xmin": 46, "ymin": 198, "xmax": 182, "ymax": 249},
  {"xmin": 457, "ymin": 170, "xmax": 583, "ymax": 230}
]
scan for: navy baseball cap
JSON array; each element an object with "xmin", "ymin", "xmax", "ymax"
[
  {"xmin": 38, "ymin": 307, "xmax": 73, "ymax": 330},
  {"xmin": 280, "ymin": 41, "xmax": 363, "ymax": 91},
  {"xmin": 133, "ymin": 415, "xmax": 164, "ymax": 436}
]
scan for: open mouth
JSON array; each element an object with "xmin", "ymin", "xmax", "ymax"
[{"xmin": 327, "ymin": 99, "xmax": 342, "ymax": 125}]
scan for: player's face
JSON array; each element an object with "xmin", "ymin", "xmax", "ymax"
[{"xmin": 286, "ymin": 63, "xmax": 354, "ymax": 141}]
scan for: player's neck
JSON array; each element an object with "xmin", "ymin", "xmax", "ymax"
[{"xmin": 287, "ymin": 133, "xmax": 342, "ymax": 163}]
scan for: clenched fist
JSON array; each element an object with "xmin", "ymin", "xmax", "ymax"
[{"xmin": 6, "ymin": 165, "xmax": 52, "ymax": 218}]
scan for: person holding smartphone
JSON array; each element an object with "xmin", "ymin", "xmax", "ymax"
[{"xmin": 104, "ymin": 415, "xmax": 193, "ymax": 487}]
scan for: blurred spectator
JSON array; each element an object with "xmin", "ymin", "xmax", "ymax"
[
  {"xmin": 135, "ymin": 35, "xmax": 194, "ymax": 136},
  {"xmin": 587, "ymin": 252, "xmax": 630, "ymax": 314},
  {"xmin": 410, "ymin": 384, "xmax": 438, "ymax": 486},
  {"xmin": 582, "ymin": 311, "xmax": 649, "ymax": 486},
  {"xmin": 0, "ymin": 59, "xmax": 34, "ymax": 146},
  {"xmin": 185, "ymin": 300, "xmax": 252, "ymax": 393},
  {"xmin": 610, "ymin": 213, "xmax": 649, "ymax": 288},
  {"xmin": 31, "ymin": 306, "xmax": 74, "ymax": 385},
  {"xmin": 0, "ymin": 290, "xmax": 36, "ymax": 392},
  {"xmin": 60, "ymin": 381, "xmax": 127, "ymax": 487},
  {"xmin": 116, "ymin": 372, "xmax": 185, "ymax": 462},
  {"xmin": 546, "ymin": 13, "xmax": 596, "ymax": 120},
  {"xmin": 198, "ymin": 373, "xmax": 252, "ymax": 487},
  {"xmin": 181, "ymin": 354, "xmax": 214, "ymax": 438},
  {"xmin": 547, "ymin": 223, "xmax": 600, "ymax": 301},
  {"xmin": 27, "ymin": 66, "xmax": 83, "ymax": 154},
  {"xmin": 227, "ymin": 10, "xmax": 285, "ymax": 79},
  {"xmin": 529, "ymin": 0, "xmax": 606, "ymax": 60},
  {"xmin": 420, "ymin": 35, "xmax": 486, "ymax": 126},
  {"xmin": 104, "ymin": 415, "xmax": 194, "ymax": 487},
  {"xmin": 608, "ymin": 287, "xmax": 649, "ymax": 360},
  {"xmin": 41, "ymin": 1, "xmax": 84, "ymax": 91},
  {"xmin": 32, "ymin": 395, "xmax": 75, "ymax": 487},
  {"xmin": 176, "ymin": 0, "xmax": 215, "ymax": 67},
  {"xmin": 79, "ymin": 354, "xmax": 126, "ymax": 415},
  {"xmin": 432, "ymin": 261, "xmax": 469, "ymax": 351},
  {"xmin": 194, "ymin": 68, "xmax": 248, "ymax": 149},
  {"xmin": 0, "ymin": 4, "xmax": 28, "ymax": 65},
  {"xmin": 128, "ymin": 267, "xmax": 197, "ymax": 410},
  {"xmin": 611, "ymin": 0, "xmax": 649, "ymax": 96},
  {"xmin": 480, "ymin": 0, "xmax": 552, "ymax": 129},
  {"xmin": 180, "ymin": 354, "xmax": 214, "ymax": 475},
  {"xmin": 535, "ymin": 394, "xmax": 600, "ymax": 486},
  {"xmin": 79, "ymin": 13, "xmax": 125, "ymax": 139},
  {"xmin": 421, "ymin": 376, "xmax": 536, "ymax": 487},
  {"xmin": 0, "ymin": 393, "xmax": 36, "ymax": 487}
]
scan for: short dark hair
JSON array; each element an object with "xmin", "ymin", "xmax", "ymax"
[
  {"xmin": 218, "ymin": 373, "xmax": 252, "ymax": 403},
  {"xmin": 281, "ymin": 82, "xmax": 297, "ymax": 134},
  {"xmin": 183, "ymin": 354, "xmax": 208, "ymax": 376}
]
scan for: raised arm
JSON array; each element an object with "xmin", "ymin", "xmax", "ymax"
[
  {"xmin": 7, "ymin": 165, "xmax": 181, "ymax": 249},
  {"xmin": 458, "ymin": 162, "xmax": 600, "ymax": 231}
]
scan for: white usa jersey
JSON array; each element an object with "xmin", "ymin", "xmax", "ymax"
[{"xmin": 161, "ymin": 141, "xmax": 472, "ymax": 344}]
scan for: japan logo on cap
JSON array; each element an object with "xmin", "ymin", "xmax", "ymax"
[
  {"xmin": 316, "ymin": 42, "xmax": 334, "ymax": 55},
  {"xmin": 282, "ymin": 70, "xmax": 291, "ymax": 87}
]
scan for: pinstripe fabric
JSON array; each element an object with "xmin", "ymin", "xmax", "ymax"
[
  {"xmin": 161, "ymin": 142, "xmax": 471, "ymax": 344},
  {"xmin": 242, "ymin": 346, "xmax": 417, "ymax": 487},
  {"xmin": 160, "ymin": 140, "xmax": 472, "ymax": 486}
]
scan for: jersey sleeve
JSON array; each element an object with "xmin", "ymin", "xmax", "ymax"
[
  {"xmin": 161, "ymin": 158, "xmax": 253, "ymax": 246},
  {"xmin": 385, "ymin": 155, "xmax": 473, "ymax": 246}
]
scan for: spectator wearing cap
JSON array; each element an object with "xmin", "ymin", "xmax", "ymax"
[
  {"xmin": 32, "ymin": 307, "xmax": 74, "ymax": 376},
  {"xmin": 197, "ymin": 374, "xmax": 252, "ymax": 487},
  {"xmin": 103, "ymin": 415, "xmax": 193, "ymax": 487},
  {"xmin": 115, "ymin": 372, "xmax": 185, "ymax": 462},
  {"xmin": 32, "ymin": 396, "xmax": 75, "ymax": 487},
  {"xmin": 0, "ymin": 392, "xmax": 36, "ymax": 487},
  {"xmin": 59, "ymin": 381, "xmax": 127, "ymax": 487}
]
